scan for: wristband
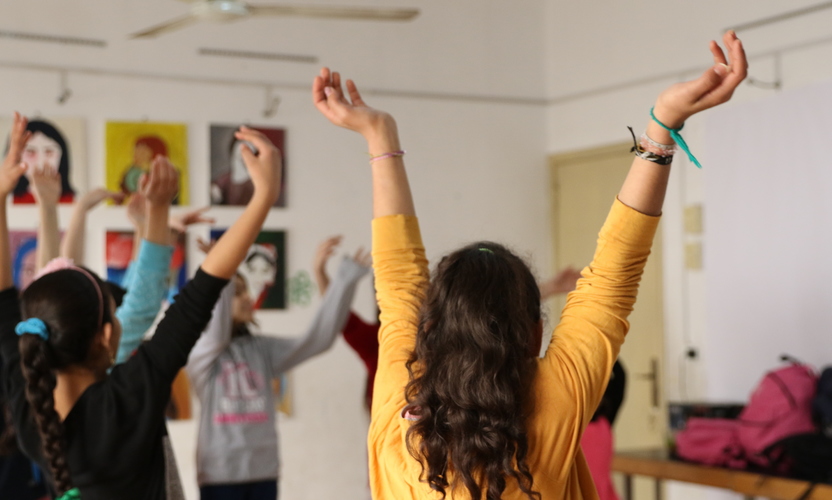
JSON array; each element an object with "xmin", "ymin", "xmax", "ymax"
[
  {"xmin": 649, "ymin": 108, "xmax": 701, "ymax": 168},
  {"xmin": 628, "ymin": 127, "xmax": 674, "ymax": 166},
  {"xmin": 368, "ymin": 150, "xmax": 405, "ymax": 164}
]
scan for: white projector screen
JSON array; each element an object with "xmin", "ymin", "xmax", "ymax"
[{"xmin": 704, "ymin": 81, "xmax": 832, "ymax": 401}]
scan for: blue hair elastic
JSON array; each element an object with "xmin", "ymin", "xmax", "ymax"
[
  {"xmin": 15, "ymin": 318, "xmax": 49, "ymax": 342},
  {"xmin": 649, "ymin": 107, "xmax": 702, "ymax": 169}
]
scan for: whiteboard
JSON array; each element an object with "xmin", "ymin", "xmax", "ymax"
[{"xmin": 703, "ymin": 81, "xmax": 832, "ymax": 400}]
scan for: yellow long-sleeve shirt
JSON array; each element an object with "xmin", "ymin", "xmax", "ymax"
[{"xmin": 369, "ymin": 198, "xmax": 660, "ymax": 499}]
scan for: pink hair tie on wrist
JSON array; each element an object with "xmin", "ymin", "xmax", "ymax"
[{"xmin": 368, "ymin": 150, "xmax": 406, "ymax": 164}]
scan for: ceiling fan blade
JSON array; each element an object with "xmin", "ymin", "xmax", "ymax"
[
  {"xmin": 130, "ymin": 15, "xmax": 199, "ymax": 38},
  {"xmin": 247, "ymin": 4, "xmax": 419, "ymax": 21}
]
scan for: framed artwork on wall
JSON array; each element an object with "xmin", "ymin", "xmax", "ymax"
[
  {"xmin": 105, "ymin": 121, "xmax": 189, "ymax": 205},
  {"xmin": 210, "ymin": 229, "xmax": 286, "ymax": 310},
  {"xmin": 105, "ymin": 230, "xmax": 188, "ymax": 302},
  {"xmin": 0, "ymin": 116, "xmax": 87, "ymax": 205},
  {"xmin": 209, "ymin": 124, "xmax": 286, "ymax": 207}
]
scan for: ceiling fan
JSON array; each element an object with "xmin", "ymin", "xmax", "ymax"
[{"xmin": 131, "ymin": 0, "xmax": 419, "ymax": 38}]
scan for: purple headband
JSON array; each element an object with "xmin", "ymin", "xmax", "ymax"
[{"xmin": 35, "ymin": 258, "xmax": 104, "ymax": 330}]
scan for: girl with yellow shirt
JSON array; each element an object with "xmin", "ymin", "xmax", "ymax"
[{"xmin": 312, "ymin": 32, "xmax": 747, "ymax": 500}]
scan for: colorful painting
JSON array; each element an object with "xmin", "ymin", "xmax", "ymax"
[
  {"xmin": 106, "ymin": 121, "xmax": 188, "ymax": 205},
  {"xmin": 9, "ymin": 231, "xmax": 38, "ymax": 290},
  {"xmin": 0, "ymin": 116, "xmax": 86, "ymax": 205},
  {"xmin": 105, "ymin": 230, "xmax": 188, "ymax": 302},
  {"xmin": 209, "ymin": 124, "xmax": 286, "ymax": 207},
  {"xmin": 210, "ymin": 229, "xmax": 286, "ymax": 309}
]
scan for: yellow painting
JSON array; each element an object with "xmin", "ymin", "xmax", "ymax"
[{"xmin": 105, "ymin": 121, "xmax": 189, "ymax": 205}]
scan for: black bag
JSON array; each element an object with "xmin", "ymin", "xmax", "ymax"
[
  {"xmin": 814, "ymin": 367, "xmax": 832, "ymax": 437},
  {"xmin": 769, "ymin": 433, "xmax": 832, "ymax": 484}
]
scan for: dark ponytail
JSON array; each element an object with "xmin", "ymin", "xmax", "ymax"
[
  {"xmin": 19, "ymin": 335, "xmax": 72, "ymax": 493},
  {"xmin": 405, "ymin": 242, "xmax": 542, "ymax": 500},
  {"xmin": 19, "ymin": 267, "xmax": 114, "ymax": 495}
]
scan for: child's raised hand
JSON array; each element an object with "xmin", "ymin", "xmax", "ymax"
[
  {"xmin": 127, "ymin": 191, "xmax": 147, "ymax": 229},
  {"xmin": 81, "ymin": 188, "xmax": 124, "ymax": 210},
  {"xmin": 169, "ymin": 206, "xmax": 215, "ymax": 234},
  {"xmin": 312, "ymin": 67, "xmax": 393, "ymax": 138},
  {"xmin": 0, "ymin": 112, "xmax": 31, "ymax": 197},
  {"xmin": 653, "ymin": 31, "xmax": 748, "ymax": 128},
  {"xmin": 139, "ymin": 156, "xmax": 179, "ymax": 207},
  {"xmin": 233, "ymin": 127, "xmax": 281, "ymax": 204},
  {"xmin": 31, "ymin": 169, "xmax": 62, "ymax": 207}
]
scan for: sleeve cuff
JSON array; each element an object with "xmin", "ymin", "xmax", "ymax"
[
  {"xmin": 136, "ymin": 240, "xmax": 175, "ymax": 273},
  {"xmin": 604, "ymin": 198, "xmax": 661, "ymax": 250},
  {"xmin": 372, "ymin": 215, "xmax": 424, "ymax": 254},
  {"xmin": 337, "ymin": 256, "xmax": 371, "ymax": 282}
]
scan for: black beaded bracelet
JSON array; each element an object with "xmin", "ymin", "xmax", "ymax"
[{"xmin": 628, "ymin": 126, "xmax": 673, "ymax": 165}]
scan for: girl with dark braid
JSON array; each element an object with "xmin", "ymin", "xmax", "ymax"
[
  {"xmin": 312, "ymin": 31, "xmax": 747, "ymax": 500},
  {"xmin": 0, "ymin": 113, "xmax": 283, "ymax": 500}
]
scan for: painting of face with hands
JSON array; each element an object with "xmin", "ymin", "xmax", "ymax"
[
  {"xmin": 106, "ymin": 121, "xmax": 189, "ymax": 205},
  {"xmin": 211, "ymin": 229, "xmax": 286, "ymax": 309},
  {"xmin": 210, "ymin": 124, "xmax": 286, "ymax": 207},
  {"xmin": 0, "ymin": 116, "xmax": 85, "ymax": 204}
]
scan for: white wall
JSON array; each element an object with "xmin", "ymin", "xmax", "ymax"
[
  {"xmin": 0, "ymin": 2, "xmax": 550, "ymax": 497},
  {"xmin": 545, "ymin": 1, "xmax": 832, "ymax": 498}
]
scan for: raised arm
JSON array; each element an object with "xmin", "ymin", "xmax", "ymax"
[
  {"xmin": 313, "ymin": 69, "xmax": 428, "ymax": 416},
  {"xmin": 0, "ymin": 112, "xmax": 31, "ymax": 289},
  {"xmin": 313, "ymin": 68, "xmax": 414, "ymax": 218},
  {"xmin": 544, "ymin": 32, "xmax": 747, "ymax": 427},
  {"xmin": 264, "ymin": 255, "xmax": 369, "ymax": 374},
  {"xmin": 31, "ymin": 169, "xmax": 62, "ymax": 272},
  {"xmin": 114, "ymin": 156, "xmax": 177, "ymax": 363},
  {"xmin": 619, "ymin": 31, "xmax": 747, "ymax": 215},
  {"xmin": 201, "ymin": 127, "xmax": 282, "ymax": 279},
  {"xmin": 61, "ymin": 188, "xmax": 124, "ymax": 264},
  {"xmin": 313, "ymin": 235, "xmax": 343, "ymax": 295}
]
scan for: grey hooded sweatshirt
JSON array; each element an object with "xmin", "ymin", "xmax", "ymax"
[{"xmin": 186, "ymin": 257, "xmax": 369, "ymax": 486}]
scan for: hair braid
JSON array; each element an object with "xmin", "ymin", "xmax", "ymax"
[{"xmin": 19, "ymin": 336, "xmax": 73, "ymax": 494}]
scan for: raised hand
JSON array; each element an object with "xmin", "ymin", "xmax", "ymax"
[
  {"xmin": 313, "ymin": 235, "xmax": 343, "ymax": 295},
  {"xmin": 170, "ymin": 207, "xmax": 215, "ymax": 234},
  {"xmin": 312, "ymin": 67, "xmax": 394, "ymax": 139},
  {"xmin": 233, "ymin": 127, "xmax": 281, "ymax": 204},
  {"xmin": 80, "ymin": 188, "xmax": 124, "ymax": 211},
  {"xmin": 127, "ymin": 191, "xmax": 148, "ymax": 231},
  {"xmin": 0, "ymin": 112, "xmax": 31, "ymax": 198},
  {"xmin": 653, "ymin": 31, "xmax": 748, "ymax": 128},
  {"xmin": 539, "ymin": 267, "xmax": 582, "ymax": 300},
  {"xmin": 30, "ymin": 169, "xmax": 62, "ymax": 207},
  {"xmin": 196, "ymin": 237, "xmax": 217, "ymax": 255},
  {"xmin": 352, "ymin": 247, "xmax": 372, "ymax": 268},
  {"xmin": 139, "ymin": 156, "xmax": 179, "ymax": 207}
]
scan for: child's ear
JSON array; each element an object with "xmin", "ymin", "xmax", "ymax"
[{"xmin": 99, "ymin": 323, "xmax": 113, "ymax": 351}]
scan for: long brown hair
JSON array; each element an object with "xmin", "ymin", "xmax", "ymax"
[
  {"xmin": 19, "ymin": 268, "xmax": 114, "ymax": 495},
  {"xmin": 405, "ymin": 242, "xmax": 541, "ymax": 500}
]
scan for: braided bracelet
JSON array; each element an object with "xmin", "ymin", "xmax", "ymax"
[
  {"xmin": 628, "ymin": 127, "xmax": 673, "ymax": 166},
  {"xmin": 368, "ymin": 150, "xmax": 406, "ymax": 164},
  {"xmin": 640, "ymin": 133, "xmax": 676, "ymax": 156}
]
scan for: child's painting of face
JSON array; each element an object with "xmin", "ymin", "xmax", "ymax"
[
  {"xmin": 211, "ymin": 229, "xmax": 287, "ymax": 310},
  {"xmin": 209, "ymin": 124, "xmax": 286, "ymax": 207}
]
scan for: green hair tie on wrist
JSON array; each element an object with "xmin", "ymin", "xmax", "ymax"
[{"xmin": 650, "ymin": 107, "xmax": 702, "ymax": 169}]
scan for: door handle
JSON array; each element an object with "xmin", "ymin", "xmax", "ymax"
[{"xmin": 636, "ymin": 358, "xmax": 660, "ymax": 409}]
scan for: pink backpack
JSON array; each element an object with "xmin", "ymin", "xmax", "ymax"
[
  {"xmin": 738, "ymin": 362, "xmax": 818, "ymax": 469},
  {"xmin": 675, "ymin": 418, "xmax": 746, "ymax": 468}
]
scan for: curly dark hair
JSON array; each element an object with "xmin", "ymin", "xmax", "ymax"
[
  {"xmin": 405, "ymin": 241, "xmax": 542, "ymax": 500},
  {"xmin": 19, "ymin": 267, "xmax": 114, "ymax": 495}
]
